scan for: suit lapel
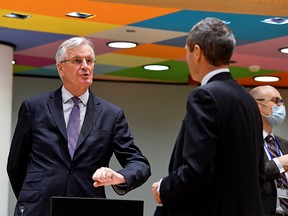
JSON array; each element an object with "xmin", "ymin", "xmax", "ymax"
[
  {"xmin": 276, "ymin": 136, "xmax": 288, "ymax": 155},
  {"xmin": 47, "ymin": 88, "xmax": 103, "ymax": 154},
  {"xmin": 76, "ymin": 92, "xmax": 102, "ymax": 148},
  {"xmin": 264, "ymin": 136, "xmax": 288, "ymax": 162},
  {"xmin": 47, "ymin": 88, "xmax": 67, "ymax": 140}
]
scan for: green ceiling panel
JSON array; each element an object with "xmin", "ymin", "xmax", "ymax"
[
  {"xmin": 106, "ymin": 60, "xmax": 190, "ymax": 83},
  {"xmin": 14, "ymin": 68, "xmax": 59, "ymax": 77},
  {"xmin": 230, "ymin": 66, "xmax": 277, "ymax": 79}
]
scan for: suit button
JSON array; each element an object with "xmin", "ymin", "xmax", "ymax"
[{"xmin": 69, "ymin": 169, "xmax": 74, "ymax": 174}]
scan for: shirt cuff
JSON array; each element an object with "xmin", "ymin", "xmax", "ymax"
[
  {"xmin": 112, "ymin": 184, "xmax": 127, "ymax": 195},
  {"xmin": 157, "ymin": 178, "xmax": 163, "ymax": 206},
  {"xmin": 157, "ymin": 178, "xmax": 163, "ymax": 194},
  {"xmin": 273, "ymin": 158, "xmax": 285, "ymax": 173}
]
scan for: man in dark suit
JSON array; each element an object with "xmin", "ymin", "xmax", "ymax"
[
  {"xmin": 7, "ymin": 37, "xmax": 151, "ymax": 216},
  {"xmin": 151, "ymin": 17, "xmax": 265, "ymax": 216},
  {"xmin": 250, "ymin": 85, "xmax": 288, "ymax": 216}
]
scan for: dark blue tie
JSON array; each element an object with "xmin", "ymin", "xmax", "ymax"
[
  {"xmin": 265, "ymin": 135, "xmax": 288, "ymax": 212},
  {"xmin": 67, "ymin": 97, "xmax": 80, "ymax": 158}
]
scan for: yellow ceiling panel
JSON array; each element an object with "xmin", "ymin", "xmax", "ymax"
[{"xmin": 0, "ymin": 9, "xmax": 119, "ymax": 35}]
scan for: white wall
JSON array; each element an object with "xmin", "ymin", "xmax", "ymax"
[
  {"xmin": 8, "ymin": 77, "xmax": 288, "ymax": 216},
  {"xmin": 0, "ymin": 44, "xmax": 14, "ymax": 216}
]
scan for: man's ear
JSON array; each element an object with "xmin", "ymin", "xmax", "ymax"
[
  {"xmin": 257, "ymin": 102, "xmax": 263, "ymax": 112},
  {"xmin": 256, "ymin": 101, "xmax": 265, "ymax": 115},
  {"xmin": 57, "ymin": 63, "xmax": 64, "ymax": 77},
  {"xmin": 193, "ymin": 44, "xmax": 202, "ymax": 61}
]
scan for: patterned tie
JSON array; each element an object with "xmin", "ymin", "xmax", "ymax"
[
  {"xmin": 67, "ymin": 97, "xmax": 80, "ymax": 158},
  {"xmin": 265, "ymin": 134, "xmax": 288, "ymax": 212}
]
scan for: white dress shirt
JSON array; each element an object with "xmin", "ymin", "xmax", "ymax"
[{"xmin": 62, "ymin": 86, "xmax": 89, "ymax": 129}]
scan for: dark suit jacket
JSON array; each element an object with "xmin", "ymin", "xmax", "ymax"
[
  {"xmin": 155, "ymin": 72, "xmax": 265, "ymax": 216},
  {"xmin": 7, "ymin": 87, "xmax": 151, "ymax": 216},
  {"xmin": 262, "ymin": 135, "xmax": 288, "ymax": 216}
]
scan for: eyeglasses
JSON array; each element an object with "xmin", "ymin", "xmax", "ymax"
[
  {"xmin": 256, "ymin": 97, "xmax": 285, "ymax": 106},
  {"xmin": 60, "ymin": 57, "xmax": 96, "ymax": 66}
]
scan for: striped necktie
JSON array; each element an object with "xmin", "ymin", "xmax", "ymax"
[{"xmin": 265, "ymin": 134, "xmax": 288, "ymax": 212}]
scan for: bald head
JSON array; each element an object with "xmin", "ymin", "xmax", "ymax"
[
  {"xmin": 250, "ymin": 85, "xmax": 284, "ymax": 132},
  {"xmin": 250, "ymin": 85, "xmax": 280, "ymax": 100}
]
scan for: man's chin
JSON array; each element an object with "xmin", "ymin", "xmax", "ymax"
[{"xmin": 80, "ymin": 78, "xmax": 93, "ymax": 85}]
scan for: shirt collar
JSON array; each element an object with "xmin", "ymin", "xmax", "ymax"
[
  {"xmin": 201, "ymin": 68, "xmax": 230, "ymax": 86},
  {"xmin": 61, "ymin": 86, "xmax": 89, "ymax": 106},
  {"xmin": 263, "ymin": 130, "xmax": 274, "ymax": 140}
]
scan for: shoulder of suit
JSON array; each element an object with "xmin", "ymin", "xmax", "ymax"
[
  {"xmin": 24, "ymin": 91, "xmax": 54, "ymax": 103},
  {"xmin": 92, "ymin": 94, "xmax": 122, "ymax": 111},
  {"xmin": 275, "ymin": 135, "xmax": 288, "ymax": 143}
]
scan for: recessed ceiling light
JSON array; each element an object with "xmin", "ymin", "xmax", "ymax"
[
  {"xmin": 261, "ymin": 17, "xmax": 288, "ymax": 25},
  {"xmin": 221, "ymin": 20, "xmax": 231, "ymax": 25},
  {"xmin": 126, "ymin": 29, "xmax": 136, "ymax": 33},
  {"xmin": 279, "ymin": 47, "xmax": 288, "ymax": 54},
  {"xmin": 254, "ymin": 76, "xmax": 280, "ymax": 82},
  {"xmin": 4, "ymin": 13, "xmax": 31, "ymax": 19},
  {"xmin": 107, "ymin": 41, "xmax": 137, "ymax": 49},
  {"xmin": 143, "ymin": 65, "xmax": 170, "ymax": 71},
  {"xmin": 66, "ymin": 12, "xmax": 94, "ymax": 19},
  {"xmin": 248, "ymin": 65, "xmax": 261, "ymax": 72}
]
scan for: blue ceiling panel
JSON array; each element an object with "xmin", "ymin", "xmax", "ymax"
[
  {"xmin": 129, "ymin": 10, "xmax": 288, "ymax": 43},
  {"xmin": 129, "ymin": 10, "xmax": 203, "ymax": 32},
  {"xmin": 156, "ymin": 35, "xmax": 186, "ymax": 48},
  {"xmin": 0, "ymin": 28, "xmax": 72, "ymax": 51}
]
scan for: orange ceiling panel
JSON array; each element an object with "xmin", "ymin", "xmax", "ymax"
[
  {"xmin": 114, "ymin": 44, "xmax": 186, "ymax": 60},
  {"xmin": 1, "ymin": 0, "xmax": 180, "ymax": 25},
  {"xmin": 236, "ymin": 72, "xmax": 288, "ymax": 88}
]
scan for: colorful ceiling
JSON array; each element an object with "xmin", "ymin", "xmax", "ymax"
[{"xmin": 0, "ymin": 0, "xmax": 287, "ymax": 87}]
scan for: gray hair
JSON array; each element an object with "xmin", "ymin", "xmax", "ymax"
[
  {"xmin": 186, "ymin": 17, "xmax": 236, "ymax": 66},
  {"xmin": 55, "ymin": 37, "xmax": 95, "ymax": 63}
]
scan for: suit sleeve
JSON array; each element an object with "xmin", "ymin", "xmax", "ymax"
[
  {"xmin": 264, "ymin": 136, "xmax": 288, "ymax": 182},
  {"xmin": 111, "ymin": 109, "xmax": 151, "ymax": 194},
  {"xmin": 160, "ymin": 89, "xmax": 219, "ymax": 205},
  {"xmin": 265, "ymin": 160, "xmax": 281, "ymax": 181},
  {"xmin": 7, "ymin": 101, "xmax": 32, "ymax": 198}
]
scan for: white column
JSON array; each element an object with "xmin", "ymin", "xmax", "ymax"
[{"xmin": 0, "ymin": 42, "xmax": 14, "ymax": 216}]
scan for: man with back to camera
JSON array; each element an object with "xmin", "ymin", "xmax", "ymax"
[
  {"xmin": 7, "ymin": 36, "xmax": 151, "ymax": 216},
  {"xmin": 250, "ymin": 85, "xmax": 288, "ymax": 216},
  {"xmin": 151, "ymin": 17, "xmax": 265, "ymax": 216}
]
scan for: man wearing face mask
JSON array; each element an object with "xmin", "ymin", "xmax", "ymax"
[{"xmin": 250, "ymin": 85, "xmax": 288, "ymax": 216}]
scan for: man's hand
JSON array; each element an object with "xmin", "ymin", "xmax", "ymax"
[
  {"xmin": 152, "ymin": 181, "xmax": 162, "ymax": 204},
  {"xmin": 92, "ymin": 167, "xmax": 126, "ymax": 187},
  {"xmin": 278, "ymin": 154, "xmax": 288, "ymax": 171}
]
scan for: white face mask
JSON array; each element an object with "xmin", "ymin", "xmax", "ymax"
[{"xmin": 260, "ymin": 103, "xmax": 286, "ymax": 127}]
